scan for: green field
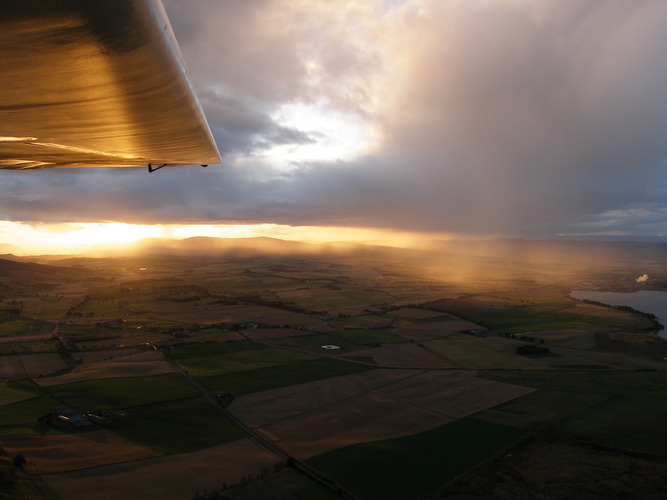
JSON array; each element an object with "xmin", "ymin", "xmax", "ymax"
[
  {"xmin": 334, "ymin": 328, "xmax": 408, "ymax": 346},
  {"xmin": 0, "ymin": 394, "xmax": 63, "ymax": 434},
  {"xmin": 199, "ymin": 357, "xmax": 373, "ymax": 395},
  {"xmin": 307, "ymin": 418, "xmax": 525, "ymax": 500},
  {"xmin": 556, "ymin": 396, "xmax": 667, "ymax": 455},
  {"xmin": 423, "ymin": 335, "xmax": 545, "ymax": 369},
  {"xmin": 0, "ymin": 379, "xmax": 43, "ymax": 405},
  {"xmin": 169, "ymin": 340, "xmax": 317, "ymax": 377},
  {"xmin": 481, "ymin": 369, "xmax": 667, "ymax": 396},
  {"xmin": 0, "ymin": 318, "xmax": 52, "ymax": 338},
  {"xmin": 114, "ymin": 396, "xmax": 247, "ymax": 453},
  {"xmin": 44, "ymin": 373, "xmax": 199, "ymax": 410},
  {"xmin": 0, "ymin": 341, "xmax": 58, "ymax": 354}
]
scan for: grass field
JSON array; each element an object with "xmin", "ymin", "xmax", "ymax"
[
  {"xmin": 0, "ymin": 379, "xmax": 43, "ymax": 405},
  {"xmin": 200, "ymin": 357, "xmax": 373, "ymax": 396},
  {"xmin": 555, "ymin": 396, "xmax": 667, "ymax": 455},
  {"xmin": 334, "ymin": 328, "xmax": 408, "ymax": 346},
  {"xmin": 422, "ymin": 335, "xmax": 546, "ymax": 369},
  {"xmin": 261, "ymin": 333, "xmax": 368, "ymax": 354},
  {"xmin": 0, "ymin": 318, "xmax": 53, "ymax": 338},
  {"xmin": 0, "ymin": 394, "xmax": 62, "ymax": 429},
  {"xmin": 480, "ymin": 369, "xmax": 667, "ymax": 396},
  {"xmin": 473, "ymin": 389, "xmax": 610, "ymax": 430},
  {"xmin": 44, "ymin": 373, "xmax": 199, "ymax": 410},
  {"xmin": 0, "ymin": 341, "xmax": 58, "ymax": 354},
  {"xmin": 36, "ymin": 351, "xmax": 176, "ymax": 387},
  {"xmin": 168, "ymin": 341, "xmax": 317, "ymax": 377},
  {"xmin": 114, "ymin": 397, "xmax": 247, "ymax": 453},
  {"xmin": 307, "ymin": 418, "xmax": 525, "ymax": 500}
]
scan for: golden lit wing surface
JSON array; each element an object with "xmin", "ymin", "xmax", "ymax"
[{"xmin": 0, "ymin": 0, "xmax": 220, "ymax": 169}]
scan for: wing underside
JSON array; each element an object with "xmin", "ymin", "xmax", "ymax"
[{"xmin": 0, "ymin": 0, "xmax": 220, "ymax": 169}]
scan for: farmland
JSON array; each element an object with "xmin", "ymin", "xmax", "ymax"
[{"xmin": 0, "ymin": 238, "xmax": 667, "ymax": 499}]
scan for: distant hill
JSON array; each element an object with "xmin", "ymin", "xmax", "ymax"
[
  {"xmin": 81, "ymin": 236, "xmax": 405, "ymax": 258},
  {"xmin": 0, "ymin": 257, "xmax": 88, "ymax": 278}
]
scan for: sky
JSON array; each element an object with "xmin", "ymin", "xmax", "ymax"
[{"xmin": 2, "ymin": 0, "xmax": 667, "ymax": 252}]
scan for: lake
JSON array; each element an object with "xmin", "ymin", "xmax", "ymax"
[{"xmin": 571, "ymin": 290, "xmax": 667, "ymax": 340}]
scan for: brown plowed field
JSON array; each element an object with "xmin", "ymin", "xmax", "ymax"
[
  {"xmin": 341, "ymin": 342, "xmax": 459, "ymax": 369},
  {"xmin": 262, "ymin": 392, "xmax": 451, "ymax": 459},
  {"xmin": 375, "ymin": 370, "xmax": 535, "ymax": 419},
  {"xmin": 36, "ymin": 350, "xmax": 176, "ymax": 387},
  {"xmin": 230, "ymin": 368, "xmax": 421, "ymax": 427},
  {"xmin": 0, "ymin": 353, "xmax": 67, "ymax": 379},
  {"xmin": 43, "ymin": 438, "xmax": 280, "ymax": 500},
  {"xmin": 0, "ymin": 430, "xmax": 162, "ymax": 474}
]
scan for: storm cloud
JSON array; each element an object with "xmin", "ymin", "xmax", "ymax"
[{"xmin": 2, "ymin": 0, "xmax": 667, "ymax": 238}]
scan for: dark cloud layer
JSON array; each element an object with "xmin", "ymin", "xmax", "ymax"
[{"xmin": 2, "ymin": 0, "xmax": 667, "ymax": 238}]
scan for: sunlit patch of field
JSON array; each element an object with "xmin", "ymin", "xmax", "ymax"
[
  {"xmin": 0, "ymin": 430, "xmax": 162, "ymax": 474},
  {"xmin": 36, "ymin": 351, "xmax": 176, "ymax": 387},
  {"xmin": 20, "ymin": 294, "xmax": 84, "ymax": 320},
  {"xmin": 43, "ymin": 438, "xmax": 281, "ymax": 500},
  {"xmin": 229, "ymin": 369, "xmax": 420, "ymax": 427},
  {"xmin": 430, "ymin": 296, "xmax": 658, "ymax": 335},
  {"xmin": 340, "ymin": 342, "xmax": 459, "ymax": 369},
  {"xmin": 0, "ymin": 353, "xmax": 67, "ymax": 379},
  {"xmin": 261, "ymin": 392, "xmax": 452, "ymax": 460}
]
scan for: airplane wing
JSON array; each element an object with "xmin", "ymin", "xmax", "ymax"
[{"xmin": 0, "ymin": 0, "xmax": 220, "ymax": 169}]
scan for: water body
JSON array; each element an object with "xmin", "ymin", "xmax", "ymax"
[{"xmin": 571, "ymin": 290, "xmax": 667, "ymax": 340}]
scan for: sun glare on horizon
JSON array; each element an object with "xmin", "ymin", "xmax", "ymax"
[{"xmin": 0, "ymin": 221, "xmax": 449, "ymax": 255}]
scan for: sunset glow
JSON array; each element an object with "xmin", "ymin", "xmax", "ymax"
[
  {"xmin": 1, "ymin": 0, "xmax": 667, "ymax": 247},
  {"xmin": 0, "ymin": 221, "xmax": 449, "ymax": 255}
]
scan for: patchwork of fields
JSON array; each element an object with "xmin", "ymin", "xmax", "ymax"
[{"xmin": 0, "ymin": 249, "xmax": 666, "ymax": 499}]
